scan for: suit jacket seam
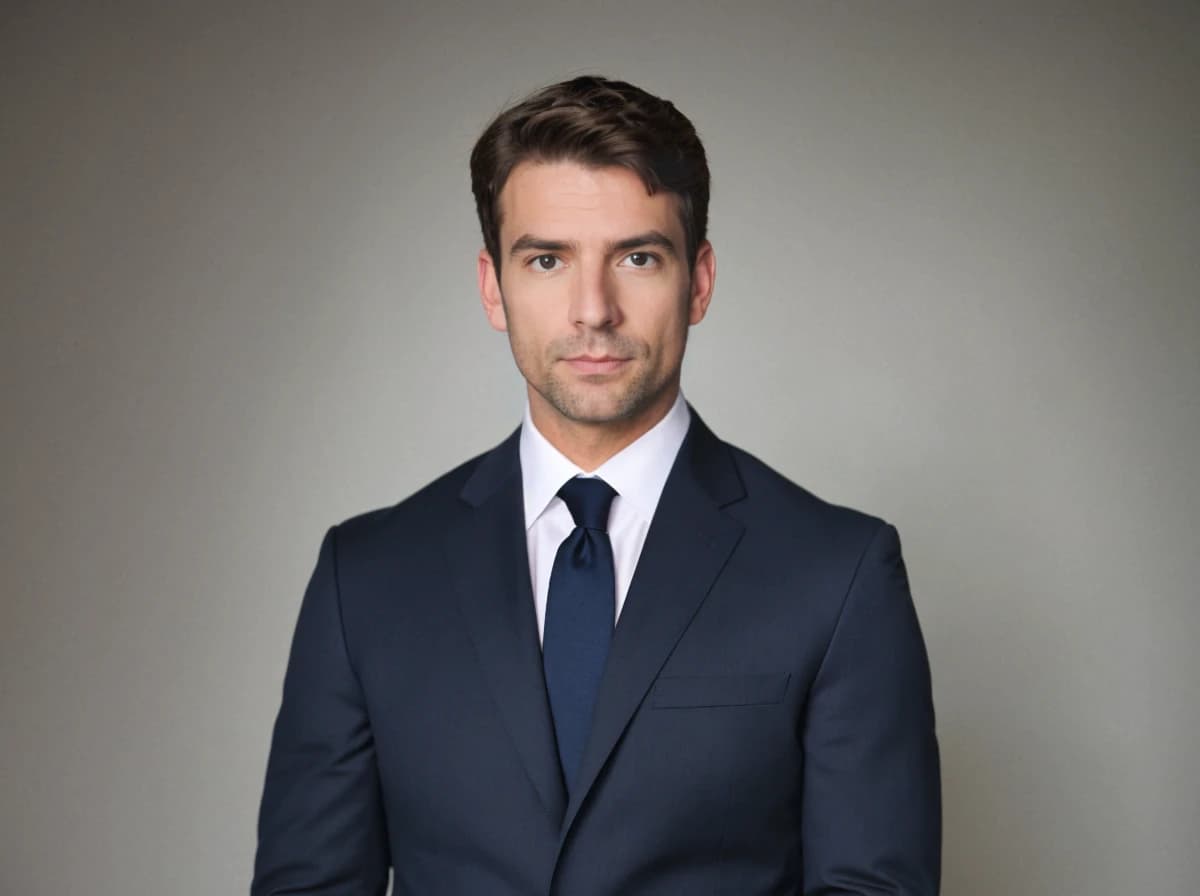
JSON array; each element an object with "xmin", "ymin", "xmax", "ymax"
[
  {"xmin": 327, "ymin": 524, "xmax": 370, "ymax": 700},
  {"xmin": 805, "ymin": 520, "xmax": 891, "ymax": 701}
]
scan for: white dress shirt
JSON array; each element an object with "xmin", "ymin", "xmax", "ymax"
[{"xmin": 519, "ymin": 391, "xmax": 691, "ymax": 644}]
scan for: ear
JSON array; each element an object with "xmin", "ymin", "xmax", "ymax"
[
  {"xmin": 687, "ymin": 240, "xmax": 716, "ymax": 325},
  {"xmin": 478, "ymin": 248, "xmax": 508, "ymax": 332}
]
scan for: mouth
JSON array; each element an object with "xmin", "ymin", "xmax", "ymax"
[{"xmin": 563, "ymin": 355, "xmax": 631, "ymax": 376}]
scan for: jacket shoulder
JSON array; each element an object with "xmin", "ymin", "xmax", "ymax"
[
  {"xmin": 325, "ymin": 447, "xmax": 489, "ymax": 555},
  {"xmin": 724, "ymin": 442, "xmax": 890, "ymax": 545}
]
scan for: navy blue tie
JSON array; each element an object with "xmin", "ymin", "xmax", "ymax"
[{"xmin": 543, "ymin": 476, "xmax": 618, "ymax": 794}]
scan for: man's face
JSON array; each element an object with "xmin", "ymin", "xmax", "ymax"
[{"xmin": 478, "ymin": 160, "xmax": 714, "ymax": 434}]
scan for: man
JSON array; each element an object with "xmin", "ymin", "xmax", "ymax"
[{"xmin": 253, "ymin": 75, "xmax": 940, "ymax": 895}]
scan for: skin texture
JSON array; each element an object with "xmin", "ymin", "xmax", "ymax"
[{"xmin": 478, "ymin": 160, "xmax": 716, "ymax": 471}]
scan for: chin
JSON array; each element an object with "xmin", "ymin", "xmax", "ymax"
[
  {"xmin": 558, "ymin": 397, "xmax": 636, "ymax": 425},
  {"xmin": 546, "ymin": 381, "xmax": 662, "ymax": 426}
]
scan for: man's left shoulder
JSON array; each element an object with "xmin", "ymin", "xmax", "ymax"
[{"xmin": 719, "ymin": 439, "xmax": 893, "ymax": 555}]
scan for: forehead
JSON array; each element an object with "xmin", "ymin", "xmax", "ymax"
[{"xmin": 497, "ymin": 160, "xmax": 682, "ymax": 244}]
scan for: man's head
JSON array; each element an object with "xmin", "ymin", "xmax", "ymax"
[
  {"xmin": 471, "ymin": 76, "xmax": 710, "ymax": 275},
  {"xmin": 470, "ymin": 76, "xmax": 715, "ymax": 445}
]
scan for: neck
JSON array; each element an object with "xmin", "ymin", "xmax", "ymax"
[{"xmin": 528, "ymin": 385, "xmax": 679, "ymax": 472}]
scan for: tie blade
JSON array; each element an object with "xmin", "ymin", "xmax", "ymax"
[{"xmin": 543, "ymin": 526, "xmax": 616, "ymax": 793}]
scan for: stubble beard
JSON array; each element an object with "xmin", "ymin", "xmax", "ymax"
[
  {"xmin": 510, "ymin": 326, "xmax": 683, "ymax": 427},
  {"xmin": 502, "ymin": 283, "xmax": 691, "ymax": 428},
  {"xmin": 537, "ymin": 353, "xmax": 661, "ymax": 425}
]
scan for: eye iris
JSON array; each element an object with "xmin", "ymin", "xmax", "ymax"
[
  {"xmin": 630, "ymin": 253, "xmax": 648, "ymax": 266},
  {"xmin": 537, "ymin": 256, "xmax": 555, "ymax": 270}
]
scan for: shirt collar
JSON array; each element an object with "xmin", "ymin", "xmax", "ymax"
[{"xmin": 519, "ymin": 391, "xmax": 692, "ymax": 530}]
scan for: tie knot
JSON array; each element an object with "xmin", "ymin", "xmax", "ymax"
[{"xmin": 557, "ymin": 476, "xmax": 617, "ymax": 532}]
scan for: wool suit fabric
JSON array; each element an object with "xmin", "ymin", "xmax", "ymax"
[{"xmin": 252, "ymin": 409, "xmax": 941, "ymax": 895}]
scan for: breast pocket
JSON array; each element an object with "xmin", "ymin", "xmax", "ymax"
[{"xmin": 650, "ymin": 673, "xmax": 790, "ymax": 709}]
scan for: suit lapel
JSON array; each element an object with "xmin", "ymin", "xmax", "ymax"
[
  {"xmin": 557, "ymin": 412, "xmax": 747, "ymax": 841},
  {"xmin": 446, "ymin": 431, "xmax": 567, "ymax": 823}
]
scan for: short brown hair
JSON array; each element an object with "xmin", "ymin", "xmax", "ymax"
[{"xmin": 470, "ymin": 75, "xmax": 709, "ymax": 272}]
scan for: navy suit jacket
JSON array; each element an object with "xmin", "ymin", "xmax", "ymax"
[{"xmin": 252, "ymin": 411, "xmax": 940, "ymax": 894}]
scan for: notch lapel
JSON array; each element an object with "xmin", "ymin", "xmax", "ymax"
[
  {"xmin": 556, "ymin": 413, "xmax": 747, "ymax": 841},
  {"xmin": 446, "ymin": 431, "xmax": 567, "ymax": 823}
]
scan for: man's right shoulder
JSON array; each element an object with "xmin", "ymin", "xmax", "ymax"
[{"xmin": 322, "ymin": 440, "xmax": 504, "ymax": 558}]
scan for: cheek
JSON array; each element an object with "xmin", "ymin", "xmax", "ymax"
[
  {"xmin": 637, "ymin": 293, "xmax": 692, "ymax": 354},
  {"xmin": 502, "ymin": 296, "xmax": 557, "ymax": 360},
  {"xmin": 505, "ymin": 277, "xmax": 563, "ymax": 325}
]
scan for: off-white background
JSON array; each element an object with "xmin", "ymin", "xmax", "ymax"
[{"xmin": 2, "ymin": 3, "xmax": 1197, "ymax": 894}]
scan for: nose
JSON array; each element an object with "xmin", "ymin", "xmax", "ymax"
[{"xmin": 568, "ymin": 258, "xmax": 622, "ymax": 330}]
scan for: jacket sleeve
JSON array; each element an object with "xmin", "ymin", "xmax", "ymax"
[
  {"xmin": 251, "ymin": 527, "xmax": 390, "ymax": 896},
  {"xmin": 801, "ymin": 522, "xmax": 941, "ymax": 895}
]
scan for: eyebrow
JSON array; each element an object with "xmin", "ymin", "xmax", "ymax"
[{"xmin": 508, "ymin": 230, "xmax": 679, "ymax": 258}]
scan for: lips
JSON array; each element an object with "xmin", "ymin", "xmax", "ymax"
[{"xmin": 564, "ymin": 355, "xmax": 630, "ymax": 375}]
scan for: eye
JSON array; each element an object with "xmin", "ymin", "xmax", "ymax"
[
  {"xmin": 620, "ymin": 251, "xmax": 660, "ymax": 269},
  {"xmin": 529, "ymin": 254, "xmax": 563, "ymax": 272}
]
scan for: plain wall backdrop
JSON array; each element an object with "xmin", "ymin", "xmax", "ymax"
[{"xmin": 2, "ymin": 2, "xmax": 1197, "ymax": 894}]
